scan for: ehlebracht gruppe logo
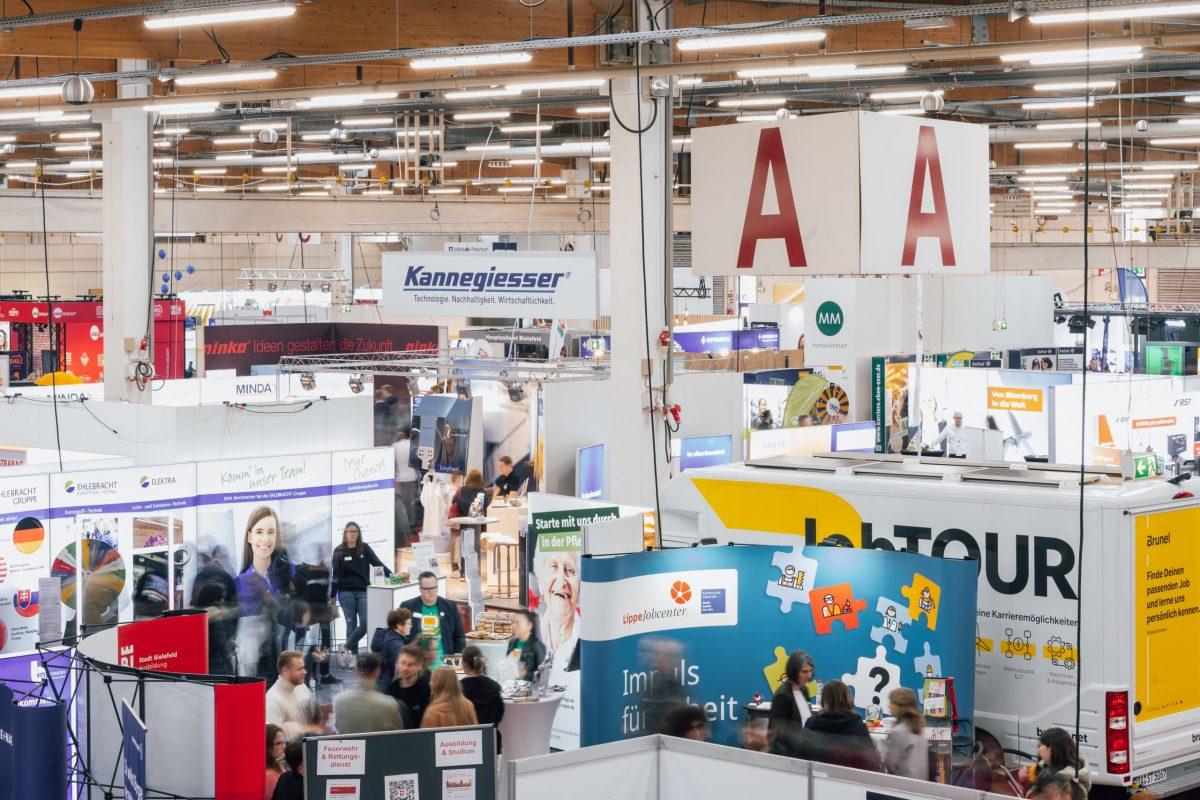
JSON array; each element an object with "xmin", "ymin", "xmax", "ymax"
[
  {"xmin": 815, "ymin": 300, "xmax": 844, "ymax": 337},
  {"xmin": 64, "ymin": 480, "xmax": 74, "ymax": 494}
]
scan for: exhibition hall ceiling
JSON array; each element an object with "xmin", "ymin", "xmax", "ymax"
[{"xmin": 0, "ymin": 0, "xmax": 1192, "ymax": 206}]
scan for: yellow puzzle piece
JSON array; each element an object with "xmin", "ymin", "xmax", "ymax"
[
  {"xmin": 901, "ymin": 573, "xmax": 942, "ymax": 631},
  {"xmin": 763, "ymin": 646, "xmax": 790, "ymax": 694}
]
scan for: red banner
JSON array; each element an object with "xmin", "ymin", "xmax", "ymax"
[
  {"xmin": 115, "ymin": 612, "xmax": 209, "ymax": 674},
  {"xmin": 214, "ymin": 682, "xmax": 266, "ymax": 800},
  {"xmin": 62, "ymin": 323, "xmax": 104, "ymax": 383}
]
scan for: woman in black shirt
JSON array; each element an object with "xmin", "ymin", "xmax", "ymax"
[
  {"xmin": 459, "ymin": 646, "xmax": 505, "ymax": 751},
  {"xmin": 332, "ymin": 521, "xmax": 391, "ymax": 655}
]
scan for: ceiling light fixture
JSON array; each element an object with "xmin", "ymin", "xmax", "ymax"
[
  {"xmin": 239, "ymin": 120, "xmax": 288, "ymax": 131},
  {"xmin": 1123, "ymin": 173, "xmax": 1174, "ymax": 180},
  {"xmin": 195, "ymin": 186, "xmax": 227, "ymax": 193},
  {"xmin": 879, "ymin": 106, "xmax": 926, "ymax": 115},
  {"xmin": 500, "ymin": 123, "xmax": 554, "ymax": 133},
  {"xmin": 1018, "ymin": 175, "xmax": 1073, "ymax": 182},
  {"xmin": 1014, "ymin": 141, "xmax": 1077, "ymax": 149},
  {"xmin": 453, "ymin": 110, "xmax": 511, "ymax": 121},
  {"xmin": 301, "ymin": 133, "xmax": 331, "ymax": 141},
  {"xmin": 261, "ymin": 165, "xmax": 298, "ymax": 173},
  {"xmin": 296, "ymin": 92, "xmax": 398, "ymax": 109},
  {"xmin": 340, "ymin": 115, "xmax": 393, "ymax": 127},
  {"xmin": 57, "ymin": 130, "xmax": 101, "ymax": 140},
  {"xmin": 1033, "ymin": 79, "xmax": 1117, "ymax": 91},
  {"xmin": 1021, "ymin": 99, "xmax": 1095, "ymax": 110},
  {"xmin": 1149, "ymin": 136, "xmax": 1200, "ymax": 145},
  {"xmin": 1024, "ymin": 165, "xmax": 1081, "ymax": 173},
  {"xmin": 1121, "ymin": 182, "xmax": 1173, "ymax": 189},
  {"xmin": 576, "ymin": 105, "xmax": 609, "ymax": 114},
  {"xmin": 716, "ymin": 96, "xmax": 787, "ymax": 108},
  {"xmin": 445, "ymin": 87, "xmax": 521, "ymax": 100},
  {"xmin": 0, "ymin": 84, "xmax": 63, "ymax": 100},
  {"xmin": 428, "ymin": 187, "xmax": 461, "ymax": 195},
  {"xmin": 677, "ymin": 29, "xmax": 826, "ymax": 51},
  {"xmin": 1141, "ymin": 162, "xmax": 1198, "ymax": 169},
  {"xmin": 193, "ymin": 168, "xmax": 227, "ymax": 175},
  {"xmin": 35, "ymin": 112, "xmax": 90, "ymax": 124},
  {"xmin": 498, "ymin": 186, "xmax": 535, "ymax": 194},
  {"xmin": 735, "ymin": 113, "xmax": 791, "ymax": 122},
  {"xmin": 505, "ymin": 77, "xmax": 605, "ymax": 92},
  {"xmin": 337, "ymin": 162, "xmax": 375, "ymax": 171},
  {"xmin": 411, "ymin": 52, "xmax": 532, "ymax": 70},
  {"xmin": 590, "ymin": 156, "xmax": 611, "ymax": 163},
  {"xmin": 1024, "ymin": 184, "xmax": 1073, "ymax": 191},
  {"xmin": 361, "ymin": 189, "xmax": 394, "ymax": 196},
  {"xmin": 509, "ymin": 157, "xmax": 543, "ymax": 165},
  {"xmin": 144, "ymin": 100, "xmax": 219, "ymax": 116},
  {"xmin": 1029, "ymin": 1, "xmax": 1200, "ymax": 24},
  {"xmin": 1036, "ymin": 121, "xmax": 1101, "ymax": 130},
  {"xmin": 159, "ymin": 126, "xmax": 189, "ymax": 136},
  {"xmin": 145, "ymin": 3, "xmax": 296, "ymax": 29},
  {"xmin": 172, "ymin": 69, "xmax": 278, "ymax": 87},
  {"xmin": 1001, "ymin": 45, "xmax": 1142, "ymax": 65},
  {"xmin": 1033, "ymin": 194, "xmax": 1074, "ymax": 200},
  {"xmin": 214, "ymin": 135, "xmax": 256, "ymax": 145},
  {"xmin": 465, "ymin": 142, "xmax": 511, "ymax": 151},
  {"xmin": 53, "ymin": 143, "xmax": 92, "ymax": 153},
  {"xmin": 215, "ymin": 154, "xmax": 253, "ymax": 162},
  {"xmin": 3, "ymin": 160, "xmax": 37, "ymax": 169},
  {"xmin": 870, "ymin": 88, "xmax": 943, "ymax": 101}
]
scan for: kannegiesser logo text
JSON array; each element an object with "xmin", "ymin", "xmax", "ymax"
[{"xmin": 404, "ymin": 264, "xmax": 568, "ymax": 293}]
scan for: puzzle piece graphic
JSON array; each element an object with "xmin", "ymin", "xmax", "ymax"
[
  {"xmin": 914, "ymin": 641, "xmax": 942, "ymax": 678},
  {"xmin": 765, "ymin": 546, "xmax": 820, "ymax": 612},
  {"xmin": 869, "ymin": 595, "xmax": 912, "ymax": 653},
  {"xmin": 808, "ymin": 583, "xmax": 868, "ymax": 635},
  {"xmin": 763, "ymin": 646, "xmax": 790, "ymax": 694},
  {"xmin": 900, "ymin": 572, "xmax": 942, "ymax": 631},
  {"xmin": 842, "ymin": 645, "xmax": 901, "ymax": 709}
]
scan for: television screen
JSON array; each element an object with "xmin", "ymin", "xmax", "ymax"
[
  {"xmin": 678, "ymin": 435, "xmax": 735, "ymax": 473},
  {"xmin": 576, "ymin": 444, "xmax": 605, "ymax": 500}
]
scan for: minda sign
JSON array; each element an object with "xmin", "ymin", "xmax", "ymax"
[{"xmin": 382, "ymin": 251, "xmax": 597, "ymax": 318}]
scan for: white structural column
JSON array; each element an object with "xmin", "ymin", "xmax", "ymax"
[
  {"xmin": 607, "ymin": 0, "xmax": 671, "ymax": 511},
  {"xmin": 96, "ymin": 98, "xmax": 154, "ymax": 403}
]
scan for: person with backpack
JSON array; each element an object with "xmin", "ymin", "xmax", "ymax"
[{"xmin": 369, "ymin": 608, "xmax": 413, "ymax": 690}]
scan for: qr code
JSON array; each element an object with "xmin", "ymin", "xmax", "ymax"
[{"xmin": 384, "ymin": 773, "xmax": 419, "ymax": 800}]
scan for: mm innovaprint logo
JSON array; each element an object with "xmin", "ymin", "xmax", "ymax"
[{"xmin": 815, "ymin": 300, "xmax": 844, "ymax": 337}]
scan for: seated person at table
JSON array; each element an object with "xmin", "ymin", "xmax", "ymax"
[
  {"xmin": 801, "ymin": 680, "xmax": 879, "ymax": 771},
  {"xmin": 401, "ymin": 571, "xmax": 466, "ymax": 665},
  {"xmin": 421, "ymin": 666, "xmax": 478, "ymax": 728},
  {"xmin": 370, "ymin": 608, "xmax": 413, "ymax": 690},
  {"xmin": 334, "ymin": 653, "xmax": 408, "ymax": 734},
  {"xmin": 883, "ymin": 687, "xmax": 927, "ymax": 780},
  {"xmin": 271, "ymin": 740, "xmax": 305, "ymax": 800},
  {"xmin": 506, "ymin": 610, "xmax": 547, "ymax": 681},
  {"xmin": 385, "ymin": 643, "xmax": 432, "ymax": 727}
]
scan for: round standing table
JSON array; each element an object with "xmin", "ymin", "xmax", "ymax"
[{"xmin": 498, "ymin": 692, "xmax": 564, "ymax": 761}]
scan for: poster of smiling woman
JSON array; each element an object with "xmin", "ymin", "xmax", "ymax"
[{"xmin": 195, "ymin": 453, "xmax": 332, "ymax": 677}]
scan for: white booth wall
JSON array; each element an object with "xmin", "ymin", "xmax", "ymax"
[
  {"xmin": 540, "ymin": 372, "xmax": 743, "ymax": 500},
  {"xmin": 0, "ymin": 395, "xmax": 372, "ymax": 465}
]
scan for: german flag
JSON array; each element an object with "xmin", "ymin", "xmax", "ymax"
[{"xmin": 13, "ymin": 517, "xmax": 44, "ymax": 555}]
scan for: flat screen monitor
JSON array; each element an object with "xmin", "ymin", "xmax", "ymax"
[
  {"xmin": 831, "ymin": 421, "xmax": 876, "ymax": 453},
  {"xmin": 678, "ymin": 435, "xmax": 735, "ymax": 473},
  {"xmin": 576, "ymin": 443, "xmax": 605, "ymax": 501}
]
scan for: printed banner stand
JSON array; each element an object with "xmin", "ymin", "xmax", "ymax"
[{"xmin": 122, "ymin": 700, "xmax": 146, "ymax": 800}]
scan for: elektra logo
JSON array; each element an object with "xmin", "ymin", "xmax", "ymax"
[
  {"xmin": 403, "ymin": 264, "xmax": 569, "ymax": 294},
  {"xmin": 140, "ymin": 476, "xmax": 150, "ymax": 488},
  {"xmin": 815, "ymin": 300, "xmax": 844, "ymax": 336},
  {"xmin": 140, "ymin": 474, "xmax": 177, "ymax": 489}
]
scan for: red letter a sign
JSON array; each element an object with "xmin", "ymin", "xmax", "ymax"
[
  {"xmin": 901, "ymin": 125, "xmax": 956, "ymax": 267},
  {"xmin": 737, "ymin": 127, "xmax": 806, "ymax": 269}
]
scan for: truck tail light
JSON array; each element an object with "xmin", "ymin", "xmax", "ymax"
[{"xmin": 1106, "ymin": 690, "xmax": 1130, "ymax": 774}]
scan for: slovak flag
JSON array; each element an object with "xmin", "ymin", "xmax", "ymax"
[{"xmin": 13, "ymin": 588, "xmax": 38, "ymax": 618}]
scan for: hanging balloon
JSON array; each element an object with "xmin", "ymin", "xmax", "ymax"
[
  {"xmin": 160, "ymin": 284, "xmax": 170, "ymax": 294},
  {"xmin": 157, "ymin": 249, "xmax": 167, "ymax": 260},
  {"xmin": 174, "ymin": 270, "xmax": 183, "ymax": 281},
  {"xmin": 186, "ymin": 264, "xmax": 196, "ymax": 274},
  {"xmin": 161, "ymin": 273, "xmax": 169, "ymax": 283}
]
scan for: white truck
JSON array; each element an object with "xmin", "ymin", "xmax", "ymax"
[{"xmin": 661, "ymin": 453, "xmax": 1200, "ymax": 797}]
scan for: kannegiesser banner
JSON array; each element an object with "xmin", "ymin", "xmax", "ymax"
[
  {"xmin": 381, "ymin": 252, "xmax": 598, "ymax": 319},
  {"xmin": 691, "ymin": 110, "xmax": 989, "ymax": 276},
  {"xmin": 202, "ymin": 322, "xmax": 439, "ymax": 375}
]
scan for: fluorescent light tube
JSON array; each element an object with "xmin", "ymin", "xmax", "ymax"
[
  {"xmin": 500, "ymin": 123, "xmax": 553, "ymax": 133},
  {"xmin": 214, "ymin": 135, "xmax": 256, "ymax": 145},
  {"xmin": 195, "ymin": 186, "xmax": 227, "ymax": 193},
  {"xmin": 1036, "ymin": 121, "xmax": 1100, "ymax": 130},
  {"xmin": 411, "ymin": 52, "xmax": 532, "ymax": 70},
  {"xmin": 576, "ymin": 105, "xmax": 609, "ymax": 114},
  {"xmin": 870, "ymin": 88, "xmax": 943, "ymax": 101},
  {"xmin": 144, "ymin": 100, "xmax": 219, "ymax": 116},
  {"xmin": 1033, "ymin": 79, "xmax": 1116, "ymax": 91},
  {"xmin": 465, "ymin": 143, "xmax": 511, "ymax": 151},
  {"xmin": 677, "ymin": 29, "xmax": 826, "ymax": 51},
  {"xmin": 1021, "ymin": 99, "xmax": 1094, "ymax": 110},
  {"xmin": 193, "ymin": 168, "xmax": 227, "ymax": 175},
  {"xmin": 1029, "ymin": 2, "xmax": 1200, "ymax": 24},
  {"xmin": 505, "ymin": 78, "xmax": 605, "ymax": 92},
  {"xmin": 428, "ymin": 187, "xmax": 461, "ymax": 195},
  {"xmin": 1024, "ymin": 165, "xmax": 1081, "ymax": 173},
  {"xmin": 239, "ymin": 121, "xmax": 288, "ymax": 131},
  {"xmin": 53, "ymin": 143, "xmax": 92, "ymax": 153},
  {"xmin": 453, "ymin": 110, "xmax": 511, "ymax": 121},
  {"xmin": 1149, "ymin": 137, "xmax": 1200, "ymax": 145},
  {"xmin": 0, "ymin": 84, "xmax": 62, "ymax": 99},
  {"xmin": 879, "ymin": 106, "xmax": 925, "ymax": 115},
  {"xmin": 340, "ymin": 115, "xmax": 392, "ymax": 127},
  {"xmin": 296, "ymin": 92, "xmax": 397, "ymax": 109},
  {"xmin": 1014, "ymin": 141, "xmax": 1077, "ymax": 149},
  {"xmin": 57, "ymin": 130, "xmax": 101, "ymax": 140},
  {"xmin": 716, "ymin": 96, "xmax": 787, "ymax": 108},
  {"xmin": 172, "ymin": 69, "xmax": 277, "ymax": 86},
  {"xmin": 145, "ymin": 3, "xmax": 295, "ymax": 29},
  {"xmin": 445, "ymin": 87, "xmax": 521, "ymax": 100}
]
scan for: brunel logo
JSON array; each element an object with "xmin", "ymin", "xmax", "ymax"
[{"xmin": 815, "ymin": 301, "xmax": 844, "ymax": 336}]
